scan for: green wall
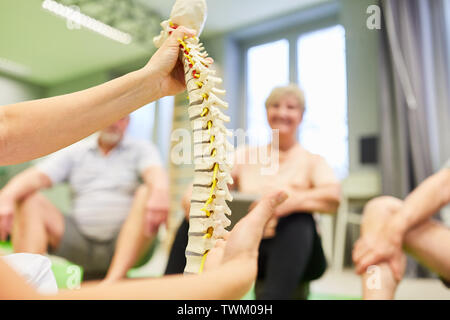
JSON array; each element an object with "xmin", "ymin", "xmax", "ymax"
[{"xmin": 45, "ymin": 71, "xmax": 110, "ymax": 97}]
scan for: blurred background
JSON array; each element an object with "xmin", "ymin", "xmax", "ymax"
[{"xmin": 1, "ymin": 0, "xmax": 449, "ymax": 299}]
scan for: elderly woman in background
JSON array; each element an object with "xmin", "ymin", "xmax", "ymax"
[
  {"xmin": 167, "ymin": 84, "xmax": 341, "ymax": 299},
  {"xmin": 231, "ymin": 84, "xmax": 341, "ymax": 299}
]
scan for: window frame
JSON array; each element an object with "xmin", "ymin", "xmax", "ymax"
[{"xmin": 237, "ymin": 13, "xmax": 340, "ymax": 131}]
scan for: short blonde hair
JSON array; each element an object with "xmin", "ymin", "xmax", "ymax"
[{"xmin": 265, "ymin": 84, "xmax": 305, "ymax": 113}]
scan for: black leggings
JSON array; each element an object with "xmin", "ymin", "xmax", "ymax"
[
  {"xmin": 164, "ymin": 218, "xmax": 189, "ymax": 275},
  {"xmin": 256, "ymin": 213, "xmax": 327, "ymax": 299},
  {"xmin": 164, "ymin": 213, "xmax": 327, "ymax": 299}
]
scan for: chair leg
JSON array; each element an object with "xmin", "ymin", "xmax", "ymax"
[
  {"xmin": 332, "ymin": 199, "xmax": 348, "ymax": 272},
  {"xmin": 318, "ymin": 214, "xmax": 334, "ymax": 264}
]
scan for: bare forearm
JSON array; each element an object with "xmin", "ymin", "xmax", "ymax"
[
  {"xmin": 0, "ymin": 69, "xmax": 160, "ymax": 165},
  {"xmin": 52, "ymin": 259, "xmax": 254, "ymax": 300},
  {"xmin": 0, "ymin": 255, "xmax": 254, "ymax": 300},
  {"xmin": 0, "ymin": 168, "xmax": 50, "ymax": 202},
  {"xmin": 395, "ymin": 169, "xmax": 450, "ymax": 233},
  {"xmin": 144, "ymin": 167, "xmax": 169, "ymax": 194},
  {"xmin": 280, "ymin": 185, "xmax": 341, "ymax": 215}
]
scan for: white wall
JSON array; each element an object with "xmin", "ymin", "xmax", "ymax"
[{"xmin": 340, "ymin": 0, "xmax": 381, "ymax": 173}]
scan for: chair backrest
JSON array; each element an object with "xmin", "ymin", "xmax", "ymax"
[{"xmin": 227, "ymin": 192, "xmax": 258, "ymax": 230}]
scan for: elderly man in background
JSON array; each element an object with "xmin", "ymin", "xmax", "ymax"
[{"xmin": 0, "ymin": 116, "xmax": 169, "ymax": 282}]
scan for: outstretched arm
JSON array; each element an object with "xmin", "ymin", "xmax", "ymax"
[
  {"xmin": 0, "ymin": 190, "xmax": 287, "ymax": 299},
  {"xmin": 0, "ymin": 258, "xmax": 254, "ymax": 300},
  {"xmin": 0, "ymin": 27, "xmax": 196, "ymax": 166}
]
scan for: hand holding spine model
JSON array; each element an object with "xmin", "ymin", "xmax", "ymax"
[{"xmin": 153, "ymin": 0, "xmax": 234, "ymax": 274}]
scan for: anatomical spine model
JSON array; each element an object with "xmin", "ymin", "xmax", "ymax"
[{"xmin": 154, "ymin": 0, "xmax": 234, "ymax": 274}]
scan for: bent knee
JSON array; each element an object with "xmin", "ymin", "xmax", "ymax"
[
  {"xmin": 17, "ymin": 193, "xmax": 50, "ymax": 215},
  {"xmin": 361, "ymin": 196, "xmax": 403, "ymax": 226}
]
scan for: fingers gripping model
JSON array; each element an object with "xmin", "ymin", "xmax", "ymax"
[{"xmin": 154, "ymin": 0, "xmax": 234, "ymax": 274}]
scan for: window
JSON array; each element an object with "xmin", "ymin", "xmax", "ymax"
[
  {"xmin": 297, "ymin": 25, "xmax": 348, "ymax": 178},
  {"xmin": 154, "ymin": 95, "xmax": 175, "ymax": 165},
  {"xmin": 244, "ymin": 24, "xmax": 348, "ymax": 178},
  {"xmin": 127, "ymin": 102, "xmax": 156, "ymax": 141},
  {"xmin": 246, "ymin": 39, "xmax": 289, "ymax": 145}
]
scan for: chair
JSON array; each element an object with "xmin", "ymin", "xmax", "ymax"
[
  {"xmin": 332, "ymin": 170, "xmax": 381, "ymax": 272},
  {"xmin": 315, "ymin": 213, "xmax": 335, "ymax": 265}
]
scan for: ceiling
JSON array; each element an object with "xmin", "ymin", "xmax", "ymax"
[
  {"xmin": 0, "ymin": 0, "xmax": 150, "ymax": 86},
  {"xmin": 0, "ymin": 0, "xmax": 326, "ymax": 87},
  {"xmin": 141, "ymin": 0, "xmax": 328, "ymax": 36}
]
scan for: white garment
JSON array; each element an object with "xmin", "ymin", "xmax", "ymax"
[{"xmin": 2, "ymin": 253, "xmax": 58, "ymax": 295}]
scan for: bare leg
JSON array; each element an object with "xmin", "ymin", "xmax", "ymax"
[
  {"xmin": 361, "ymin": 263, "xmax": 399, "ymax": 300},
  {"xmin": 404, "ymin": 220, "xmax": 450, "ymax": 281},
  {"xmin": 103, "ymin": 185, "xmax": 156, "ymax": 282},
  {"xmin": 358, "ymin": 196, "xmax": 450, "ymax": 299},
  {"xmin": 358, "ymin": 196, "xmax": 405, "ymax": 300},
  {"xmin": 12, "ymin": 193, "xmax": 64, "ymax": 254}
]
